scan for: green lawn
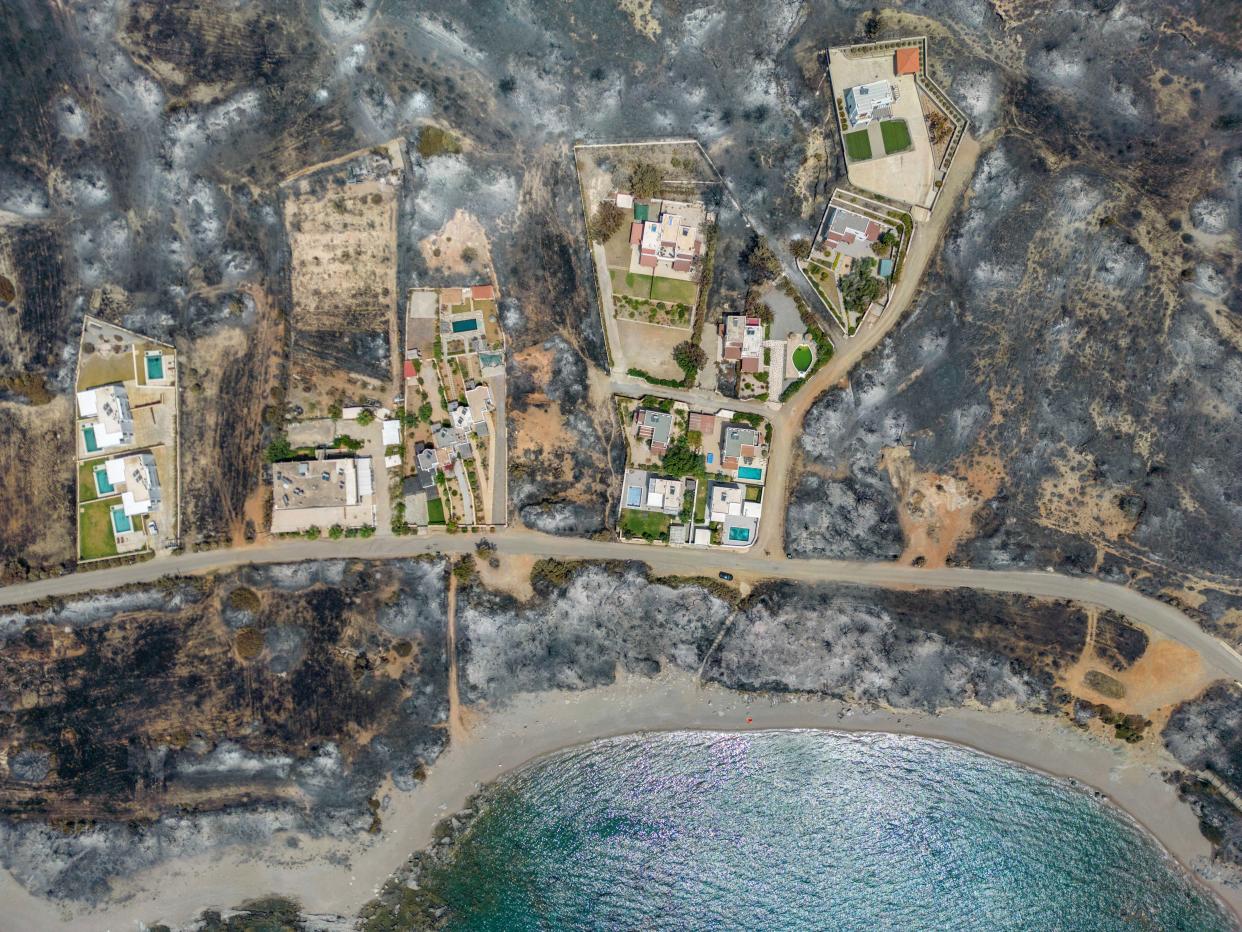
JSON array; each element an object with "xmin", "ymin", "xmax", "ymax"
[
  {"xmin": 620, "ymin": 508, "xmax": 671, "ymax": 540},
  {"xmin": 792, "ymin": 345, "xmax": 813, "ymax": 373},
  {"xmin": 649, "ymin": 275, "xmax": 698, "ymax": 305},
  {"xmin": 844, "ymin": 129, "xmax": 872, "ymax": 161},
  {"xmin": 79, "ymin": 498, "xmax": 119, "ymax": 561},
  {"xmin": 610, "ymin": 268, "xmax": 656, "ymax": 299},
  {"xmin": 426, "ymin": 496, "xmax": 446, "ymax": 525},
  {"xmin": 77, "ymin": 458, "xmax": 107, "ymax": 503},
  {"xmin": 880, "ymin": 119, "xmax": 913, "ymax": 154}
]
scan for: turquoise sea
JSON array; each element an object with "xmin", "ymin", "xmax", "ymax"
[{"xmin": 424, "ymin": 730, "xmax": 1235, "ymax": 931}]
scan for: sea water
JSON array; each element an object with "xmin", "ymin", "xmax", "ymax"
[{"xmin": 424, "ymin": 730, "xmax": 1234, "ymax": 931}]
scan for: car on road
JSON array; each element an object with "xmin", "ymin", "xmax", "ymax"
[{"xmin": 718, "ymin": 571, "xmax": 734, "ymax": 581}]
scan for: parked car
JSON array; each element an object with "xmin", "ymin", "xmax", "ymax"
[{"xmin": 718, "ymin": 571, "xmax": 734, "ymax": 581}]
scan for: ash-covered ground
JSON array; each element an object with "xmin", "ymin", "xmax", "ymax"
[
  {"xmin": 0, "ymin": 558, "xmax": 448, "ymax": 902},
  {"xmin": 458, "ymin": 560, "xmax": 1099, "ymax": 712},
  {"xmin": 0, "ymin": 0, "xmax": 867, "ymax": 564},
  {"xmin": 785, "ymin": 4, "xmax": 1242, "ymax": 637}
]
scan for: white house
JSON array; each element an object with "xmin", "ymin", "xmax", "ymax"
[
  {"xmin": 844, "ymin": 80, "xmax": 894, "ymax": 126},
  {"xmin": 77, "ymin": 383, "xmax": 134, "ymax": 450}
]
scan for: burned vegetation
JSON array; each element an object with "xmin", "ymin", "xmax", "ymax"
[
  {"xmin": 0, "ymin": 560, "xmax": 449, "ymax": 828},
  {"xmin": 786, "ymin": 5, "xmax": 1242, "ymax": 637},
  {"xmin": 457, "ymin": 560, "xmax": 1113, "ymax": 714}
]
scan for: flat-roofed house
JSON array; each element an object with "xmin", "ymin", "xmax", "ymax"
[
  {"xmin": 637, "ymin": 200, "xmax": 704, "ymax": 274},
  {"xmin": 103, "ymin": 452, "xmax": 161, "ymax": 517},
  {"xmin": 77, "ymin": 383, "xmax": 133, "ymax": 451},
  {"xmin": 720, "ymin": 424, "xmax": 760, "ymax": 471},
  {"xmin": 844, "ymin": 80, "xmax": 894, "ymax": 126},
  {"xmin": 270, "ymin": 456, "xmax": 375, "ymax": 533},
  {"xmin": 722, "ymin": 315, "xmax": 765, "ymax": 373},
  {"xmin": 635, "ymin": 408, "xmax": 675, "ymax": 454},
  {"xmin": 708, "ymin": 482, "xmax": 744, "ymax": 524},
  {"xmin": 645, "ymin": 475, "xmax": 684, "ymax": 516}
]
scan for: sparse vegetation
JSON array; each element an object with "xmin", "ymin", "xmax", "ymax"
[
  {"xmin": 417, "ymin": 126, "xmax": 462, "ymax": 158},
  {"xmin": 838, "ymin": 257, "xmax": 883, "ymax": 317},
  {"xmin": 744, "ymin": 234, "xmax": 782, "ymax": 283},
  {"xmin": 235, "ymin": 627, "xmax": 264, "ymax": 660}
]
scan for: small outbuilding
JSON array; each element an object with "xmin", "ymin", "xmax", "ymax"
[{"xmin": 895, "ymin": 47, "xmax": 920, "ymax": 76}]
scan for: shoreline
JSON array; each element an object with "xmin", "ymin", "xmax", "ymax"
[{"xmin": 2, "ymin": 670, "xmax": 1239, "ymax": 928}]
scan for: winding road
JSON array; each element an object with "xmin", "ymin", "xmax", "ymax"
[{"xmin": 4, "ymin": 527, "xmax": 1241, "ymax": 682}]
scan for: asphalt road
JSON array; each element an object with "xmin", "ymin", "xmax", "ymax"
[{"xmin": 5, "ymin": 528, "xmax": 1241, "ymax": 681}]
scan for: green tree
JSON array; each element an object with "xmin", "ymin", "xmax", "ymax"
[
  {"xmin": 661, "ymin": 437, "xmax": 703, "ymax": 477},
  {"xmin": 356, "ymin": 408, "xmax": 375, "ymax": 427},
  {"xmin": 264, "ymin": 436, "xmax": 294, "ymax": 463},
  {"xmin": 327, "ymin": 401, "xmax": 343, "ymax": 420},
  {"xmin": 328, "ymin": 524, "xmax": 344, "ymax": 540},
  {"xmin": 673, "ymin": 340, "xmax": 707, "ymax": 376},
  {"xmin": 589, "ymin": 199, "xmax": 626, "ymax": 242},
  {"xmin": 628, "ymin": 161, "xmax": 663, "ymax": 198},
  {"xmin": 838, "ymin": 257, "xmax": 882, "ymax": 316}
]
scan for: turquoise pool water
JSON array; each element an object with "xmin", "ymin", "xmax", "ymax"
[
  {"xmin": 451, "ymin": 318, "xmax": 479, "ymax": 333},
  {"xmin": 93, "ymin": 465, "xmax": 115, "ymax": 495},
  {"xmin": 738, "ymin": 466, "xmax": 763, "ymax": 480},
  {"xmin": 82, "ymin": 425, "xmax": 99, "ymax": 452},
  {"xmin": 110, "ymin": 505, "xmax": 132, "ymax": 534},
  {"xmin": 145, "ymin": 353, "xmax": 164, "ymax": 379},
  {"xmin": 421, "ymin": 731, "xmax": 1234, "ymax": 931},
  {"xmin": 728, "ymin": 525, "xmax": 751, "ymax": 541}
]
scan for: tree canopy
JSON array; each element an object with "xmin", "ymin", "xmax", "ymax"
[{"xmin": 628, "ymin": 161, "xmax": 664, "ymax": 198}]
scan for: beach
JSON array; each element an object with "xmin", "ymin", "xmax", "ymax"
[{"xmin": 3, "ymin": 669, "xmax": 1238, "ymax": 929}]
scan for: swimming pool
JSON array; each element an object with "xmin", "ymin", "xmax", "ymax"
[
  {"xmin": 82, "ymin": 425, "xmax": 99, "ymax": 453},
  {"xmin": 94, "ymin": 465, "xmax": 115, "ymax": 495},
  {"xmin": 728, "ymin": 525, "xmax": 751, "ymax": 542},
  {"xmin": 110, "ymin": 505, "xmax": 132, "ymax": 534},
  {"xmin": 451, "ymin": 318, "xmax": 479, "ymax": 333},
  {"xmin": 738, "ymin": 466, "xmax": 763, "ymax": 481},
  {"xmin": 145, "ymin": 352, "xmax": 165, "ymax": 380}
]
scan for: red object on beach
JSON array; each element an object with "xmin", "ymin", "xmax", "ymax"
[{"xmin": 746, "ymin": 717, "xmax": 753, "ymax": 723}]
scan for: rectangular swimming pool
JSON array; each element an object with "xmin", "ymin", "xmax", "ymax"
[
  {"xmin": 94, "ymin": 465, "xmax": 115, "ymax": 495},
  {"xmin": 728, "ymin": 526, "xmax": 751, "ymax": 542},
  {"xmin": 110, "ymin": 505, "xmax": 132, "ymax": 534},
  {"xmin": 737, "ymin": 466, "xmax": 763, "ymax": 481},
  {"xmin": 451, "ymin": 318, "xmax": 479, "ymax": 333},
  {"xmin": 145, "ymin": 353, "xmax": 164, "ymax": 380},
  {"xmin": 83, "ymin": 425, "xmax": 99, "ymax": 453}
]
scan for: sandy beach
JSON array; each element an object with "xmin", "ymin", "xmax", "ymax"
[{"xmin": 3, "ymin": 670, "xmax": 1239, "ymax": 929}]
